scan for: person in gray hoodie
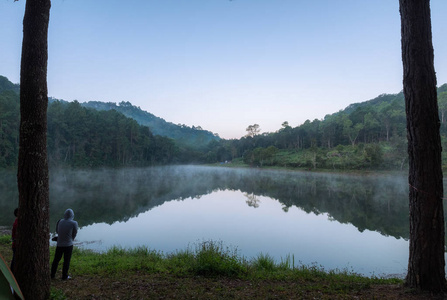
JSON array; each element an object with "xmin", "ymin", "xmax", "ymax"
[{"xmin": 51, "ymin": 208, "xmax": 78, "ymax": 280}]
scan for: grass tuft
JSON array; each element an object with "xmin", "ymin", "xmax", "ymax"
[
  {"xmin": 190, "ymin": 240, "xmax": 246, "ymax": 277},
  {"xmin": 0, "ymin": 234, "xmax": 11, "ymax": 245},
  {"xmin": 252, "ymin": 253, "xmax": 276, "ymax": 272}
]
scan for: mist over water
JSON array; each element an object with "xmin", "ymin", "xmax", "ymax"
[{"xmin": 0, "ymin": 165, "xmax": 434, "ymax": 277}]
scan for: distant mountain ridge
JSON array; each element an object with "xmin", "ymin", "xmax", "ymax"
[
  {"xmin": 79, "ymin": 100, "xmax": 220, "ymax": 149},
  {"xmin": 341, "ymin": 92, "xmax": 405, "ymax": 115},
  {"xmin": 340, "ymin": 83, "xmax": 447, "ymax": 116},
  {"xmin": 4, "ymin": 74, "xmax": 447, "ymax": 170},
  {"xmin": 3, "ymin": 74, "xmax": 447, "ymax": 149},
  {"xmin": 1, "ymin": 75, "xmax": 219, "ymax": 149},
  {"xmin": 0, "ymin": 76, "xmax": 20, "ymax": 95}
]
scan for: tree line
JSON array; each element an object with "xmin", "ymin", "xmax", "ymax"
[
  {"xmin": 204, "ymin": 84, "xmax": 447, "ymax": 171},
  {"xmin": 2, "ymin": 76, "xmax": 447, "ymax": 171},
  {"xmin": 80, "ymin": 100, "xmax": 220, "ymax": 149},
  {"xmin": 0, "ymin": 88, "xmax": 185, "ymax": 168}
]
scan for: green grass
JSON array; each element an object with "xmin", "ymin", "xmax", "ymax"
[
  {"xmin": 63, "ymin": 239, "xmax": 400, "ymax": 286},
  {"xmin": 66, "ymin": 240, "xmax": 246, "ymax": 278},
  {"xmin": 190, "ymin": 240, "xmax": 245, "ymax": 277},
  {"xmin": 0, "ymin": 235, "xmax": 404, "ymax": 299},
  {"xmin": 0, "ymin": 234, "xmax": 11, "ymax": 245}
]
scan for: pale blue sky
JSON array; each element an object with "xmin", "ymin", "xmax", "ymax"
[{"xmin": 1, "ymin": 1, "xmax": 446, "ymax": 139}]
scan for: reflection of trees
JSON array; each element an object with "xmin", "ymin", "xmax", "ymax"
[
  {"xmin": 1, "ymin": 166, "xmax": 223, "ymax": 228},
  {"xmin": 244, "ymin": 193, "xmax": 261, "ymax": 208},
  {"xmin": 0, "ymin": 166, "xmax": 423, "ymax": 242}
]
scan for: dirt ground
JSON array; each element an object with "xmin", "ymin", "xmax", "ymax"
[{"xmin": 49, "ymin": 273, "xmax": 447, "ymax": 300}]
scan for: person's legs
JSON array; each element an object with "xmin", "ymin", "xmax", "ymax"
[
  {"xmin": 51, "ymin": 247, "xmax": 64, "ymax": 278},
  {"xmin": 61, "ymin": 245, "xmax": 73, "ymax": 280}
]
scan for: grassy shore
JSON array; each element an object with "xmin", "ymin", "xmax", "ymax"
[{"xmin": 2, "ymin": 234, "xmax": 443, "ymax": 299}]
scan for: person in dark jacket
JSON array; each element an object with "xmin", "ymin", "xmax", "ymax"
[{"xmin": 51, "ymin": 208, "xmax": 78, "ymax": 280}]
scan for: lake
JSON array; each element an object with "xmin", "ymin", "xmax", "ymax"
[{"xmin": 0, "ymin": 165, "xmax": 434, "ymax": 277}]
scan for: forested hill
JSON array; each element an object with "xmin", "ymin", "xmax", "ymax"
[
  {"xmin": 202, "ymin": 83, "xmax": 447, "ymax": 170},
  {"xmin": 1, "ymin": 76, "xmax": 219, "ymax": 150},
  {"xmin": 3, "ymin": 73, "xmax": 447, "ymax": 170},
  {"xmin": 0, "ymin": 76, "xmax": 20, "ymax": 95},
  {"xmin": 0, "ymin": 84, "xmax": 188, "ymax": 168},
  {"xmin": 80, "ymin": 100, "xmax": 219, "ymax": 148},
  {"xmin": 340, "ymin": 83, "xmax": 447, "ymax": 116}
]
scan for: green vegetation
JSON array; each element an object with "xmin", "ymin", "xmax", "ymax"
[
  {"xmin": 0, "ymin": 76, "xmax": 20, "ymax": 95},
  {"xmin": 205, "ymin": 92, "xmax": 411, "ymax": 170},
  {"xmin": 204, "ymin": 83, "xmax": 447, "ymax": 172},
  {"xmin": 2, "ymin": 74, "xmax": 447, "ymax": 172},
  {"xmin": 47, "ymin": 100, "xmax": 181, "ymax": 168},
  {"xmin": 0, "ymin": 82, "xmax": 186, "ymax": 168},
  {"xmin": 0, "ymin": 236, "xmax": 404, "ymax": 299},
  {"xmin": 81, "ymin": 100, "xmax": 219, "ymax": 149}
]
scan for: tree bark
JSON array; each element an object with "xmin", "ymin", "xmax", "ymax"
[
  {"xmin": 15, "ymin": 0, "xmax": 51, "ymax": 299},
  {"xmin": 399, "ymin": 0, "xmax": 445, "ymax": 292}
]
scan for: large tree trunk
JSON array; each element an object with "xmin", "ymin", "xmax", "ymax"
[
  {"xmin": 399, "ymin": 0, "xmax": 445, "ymax": 292},
  {"xmin": 15, "ymin": 0, "xmax": 51, "ymax": 299}
]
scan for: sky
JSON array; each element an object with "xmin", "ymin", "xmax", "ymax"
[{"xmin": 1, "ymin": 1, "xmax": 447, "ymax": 139}]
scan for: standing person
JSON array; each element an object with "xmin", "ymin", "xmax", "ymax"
[
  {"xmin": 10, "ymin": 208, "xmax": 18, "ymax": 273},
  {"xmin": 51, "ymin": 209, "xmax": 78, "ymax": 280}
]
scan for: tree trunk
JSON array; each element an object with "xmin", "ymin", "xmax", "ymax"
[
  {"xmin": 16, "ymin": 0, "xmax": 51, "ymax": 299},
  {"xmin": 399, "ymin": 0, "xmax": 445, "ymax": 292}
]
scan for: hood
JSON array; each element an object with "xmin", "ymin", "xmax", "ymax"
[{"xmin": 64, "ymin": 209, "xmax": 74, "ymax": 220}]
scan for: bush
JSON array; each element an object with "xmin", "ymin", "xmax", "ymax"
[{"xmin": 191, "ymin": 240, "xmax": 246, "ymax": 277}]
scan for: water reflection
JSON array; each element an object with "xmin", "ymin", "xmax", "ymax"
[
  {"xmin": 0, "ymin": 166, "xmax": 426, "ymax": 276},
  {"xmin": 77, "ymin": 190, "xmax": 408, "ymax": 277},
  {"xmin": 1, "ymin": 167, "xmax": 411, "ymax": 238},
  {"xmin": 244, "ymin": 193, "xmax": 261, "ymax": 208}
]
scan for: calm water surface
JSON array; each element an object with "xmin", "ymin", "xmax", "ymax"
[
  {"xmin": 77, "ymin": 189, "xmax": 408, "ymax": 277},
  {"xmin": 0, "ymin": 165, "xmax": 437, "ymax": 277}
]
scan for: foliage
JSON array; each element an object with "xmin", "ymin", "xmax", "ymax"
[
  {"xmin": 0, "ymin": 238, "xmax": 405, "ymax": 299},
  {"xmin": 0, "ymin": 76, "xmax": 20, "ymax": 95},
  {"xmin": 245, "ymin": 124, "xmax": 261, "ymax": 137},
  {"xmin": 2, "ymin": 75, "xmax": 447, "ymax": 171},
  {"xmin": 189, "ymin": 240, "xmax": 245, "ymax": 277},
  {"xmin": 252, "ymin": 253, "xmax": 276, "ymax": 272},
  {"xmin": 80, "ymin": 100, "xmax": 219, "ymax": 149},
  {"xmin": 49, "ymin": 240, "xmax": 401, "ymax": 285},
  {"xmin": 0, "ymin": 234, "xmax": 11, "ymax": 245},
  {"xmin": 0, "ymin": 87, "xmax": 185, "ymax": 167},
  {"xmin": 205, "ymin": 87, "xmax": 423, "ymax": 171},
  {"xmin": 0, "ymin": 90, "xmax": 19, "ymax": 167},
  {"xmin": 46, "ymin": 100, "xmax": 183, "ymax": 167}
]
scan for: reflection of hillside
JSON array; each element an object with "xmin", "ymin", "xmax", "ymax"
[
  {"xmin": 0, "ymin": 167, "xmax": 222, "ymax": 227},
  {"xmin": 232, "ymin": 170, "xmax": 410, "ymax": 240},
  {"xmin": 0, "ymin": 167, "xmax": 412, "ymax": 240},
  {"xmin": 47, "ymin": 166, "xmax": 225, "ymax": 227}
]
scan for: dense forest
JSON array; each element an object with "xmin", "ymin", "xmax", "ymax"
[
  {"xmin": 79, "ymin": 100, "xmax": 219, "ymax": 149},
  {"xmin": 2, "ymin": 75, "xmax": 447, "ymax": 170},
  {"xmin": 0, "ymin": 76, "xmax": 192, "ymax": 167},
  {"xmin": 205, "ymin": 83, "xmax": 447, "ymax": 170}
]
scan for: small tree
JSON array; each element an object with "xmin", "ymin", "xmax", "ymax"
[
  {"xmin": 342, "ymin": 117, "xmax": 363, "ymax": 146},
  {"xmin": 245, "ymin": 124, "xmax": 261, "ymax": 137}
]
